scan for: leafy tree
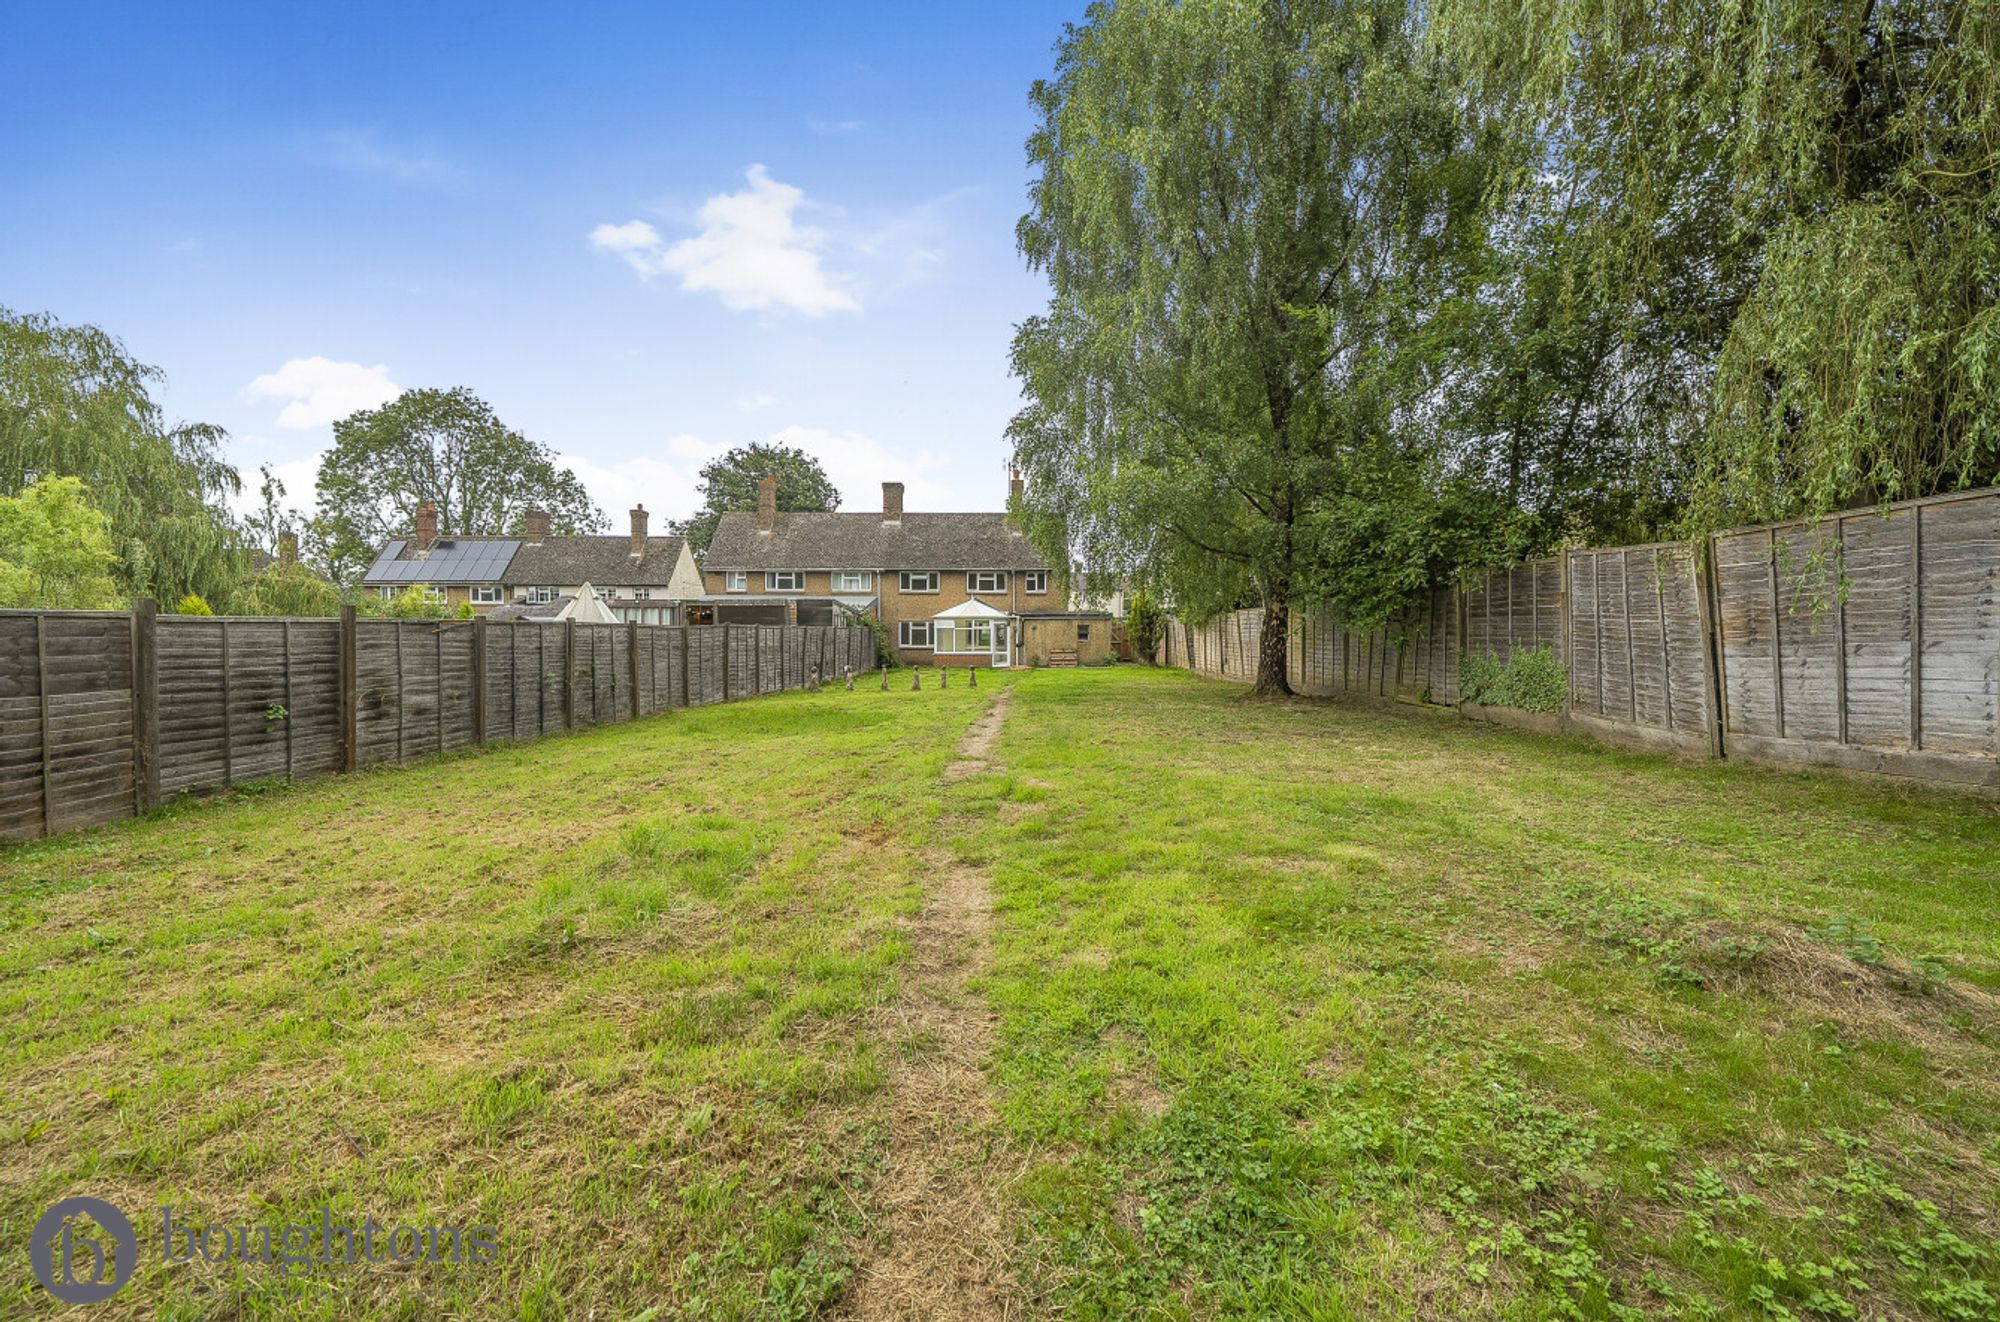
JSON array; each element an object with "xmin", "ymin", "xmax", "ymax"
[
  {"xmin": 316, "ymin": 388, "xmax": 604, "ymax": 583},
  {"xmin": 1124, "ymin": 591, "xmax": 1166, "ymax": 665},
  {"xmin": 674, "ymin": 442, "xmax": 841, "ymax": 555},
  {"xmin": 241, "ymin": 463, "xmax": 299, "ymax": 561},
  {"xmin": 0, "ymin": 307, "xmax": 245, "ymax": 603},
  {"xmin": 1010, "ymin": 0, "xmax": 1499, "ymax": 692},
  {"xmin": 0, "ymin": 475, "xmax": 122, "ymax": 609},
  {"xmin": 1431, "ymin": 0, "xmax": 2000, "ymax": 534},
  {"xmin": 225, "ymin": 561, "xmax": 343, "ymax": 617}
]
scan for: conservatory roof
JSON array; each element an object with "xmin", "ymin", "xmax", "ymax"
[{"xmin": 932, "ymin": 598, "xmax": 1008, "ymax": 620}]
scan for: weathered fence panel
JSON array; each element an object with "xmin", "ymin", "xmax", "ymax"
[
  {"xmin": 1162, "ymin": 486, "xmax": 2000, "ymax": 791},
  {"xmin": 0, "ymin": 611, "xmax": 878, "ymax": 843}
]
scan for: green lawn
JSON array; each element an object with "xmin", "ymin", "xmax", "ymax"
[{"xmin": 2, "ymin": 668, "xmax": 1995, "ymax": 1320}]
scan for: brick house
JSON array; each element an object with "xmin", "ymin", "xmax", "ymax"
[
  {"xmin": 360, "ymin": 503, "xmax": 702, "ymax": 623},
  {"xmin": 698, "ymin": 476, "xmax": 1109, "ymax": 667}
]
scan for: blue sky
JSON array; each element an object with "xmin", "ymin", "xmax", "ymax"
[{"xmin": 0, "ymin": 2, "xmax": 1083, "ymax": 528}]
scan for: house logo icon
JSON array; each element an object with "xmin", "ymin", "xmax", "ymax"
[{"xmin": 31, "ymin": 1197, "xmax": 136, "ymax": 1305}]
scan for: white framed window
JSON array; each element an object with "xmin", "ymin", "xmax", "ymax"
[
  {"xmin": 765, "ymin": 571, "xmax": 804, "ymax": 592},
  {"xmin": 834, "ymin": 570, "xmax": 873, "ymax": 592},
  {"xmin": 898, "ymin": 620, "xmax": 933, "ymax": 649},
  {"xmin": 633, "ymin": 587, "xmax": 650, "ymax": 601},
  {"xmin": 377, "ymin": 586, "xmax": 397, "ymax": 600},
  {"xmin": 470, "ymin": 585, "xmax": 502, "ymax": 605},
  {"xmin": 1024, "ymin": 570, "xmax": 1047, "ymax": 594},
  {"xmin": 934, "ymin": 619, "xmax": 996, "ymax": 654},
  {"xmin": 527, "ymin": 586, "xmax": 555, "ymax": 605},
  {"xmin": 898, "ymin": 571, "xmax": 939, "ymax": 594},
  {"xmin": 725, "ymin": 572, "xmax": 748, "ymax": 593},
  {"xmin": 423, "ymin": 585, "xmax": 447, "ymax": 605},
  {"xmin": 966, "ymin": 571, "xmax": 1008, "ymax": 594}
]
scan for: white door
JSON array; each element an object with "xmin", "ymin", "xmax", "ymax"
[{"xmin": 992, "ymin": 621, "xmax": 1012, "ymax": 668}]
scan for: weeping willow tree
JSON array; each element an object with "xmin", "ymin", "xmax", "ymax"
[
  {"xmin": 1011, "ymin": 0, "xmax": 1500, "ymax": 693},
  {"xmin": 1432, "ymin": 0, "xmax": 2000, "ymax": 533},
  {"xmin": 0, "ymin": 307, "xmax": 245, "ymax": 603}
]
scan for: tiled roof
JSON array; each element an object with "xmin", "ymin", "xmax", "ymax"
[
  {"xmin": 361, "ymin": 537, "xmax": 520, "ymax": 585},
  {"xmin": 507, "ymin": 535, "xmax": 688, "ymax": 588},
  {"xmin": 704, "ymin": 511, "xmax": 1048, "ymax": 571}
]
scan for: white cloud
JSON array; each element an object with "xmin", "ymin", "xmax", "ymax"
[
  {"xmin": 320, "ymin": 130, "xmax": 466, "ymax": 188},
  {"xmin": 735, "ymin": 392, "xmax": 777, "ymax": 413},
  {"xmin": 589, "ymin": 165, "xmax": 859, "ymax": 316},
  {"xmin": 225, "ymin": 450, "xmax": 324, "ymax": 520},
  {"xmin": 242, "ymin": 357, "xmax": 401, "ymax": 429},
  {"xmin": 762, "ymin": 424, "xmax": 952, "ymax": 513}
]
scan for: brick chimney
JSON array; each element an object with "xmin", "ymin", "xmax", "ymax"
[
  {"xmin": 882, "ymin": 481, "xmax": 904, "ymax": 524},
  {"xmin": 1007, "ymin": 467, "xmax": 1024, "ymax": 530},
  {"xmin": 757, "ymin": 474, "xmax": 777, "ymax": 533},
  {"xmin": 414, "ymin": 502, "xmax": 438, "ymax": 550},
  {"xmin": 630, "ymin": 503, "xmax": 648, "ymax": 557},
  {"xmin": 277, "ymin": 530, "xmax": 298, "ymax": 566},
  {"xmin": 523, "ymin": 507, "xmax": 550, "ymax": 541}
]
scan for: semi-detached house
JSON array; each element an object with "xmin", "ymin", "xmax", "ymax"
[{"xmin": 696, "ymin": 476, "xmax": 1111, "ymax": 668}]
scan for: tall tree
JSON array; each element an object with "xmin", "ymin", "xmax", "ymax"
[
  {"xmin": 0, "ymin": 307, "xmax": 245, "ymax": 604},
  {"xmin": 315, "ymin": 387, "xmax": 604, "ymax": 582},
  {"xmin": 1011, "ymin": 0, "xmax": 1499, "ymax": 692},
  {"xmin": 1431, "ymin": 0, "xmax": 2000, "ymax": 535},
  {"xmin": 0, "ymin": 475, "xmax": 123, "ymax": 609},
  {"xmin": 673, "ymin": 442, "xmax": 841, "ymax": 555}
]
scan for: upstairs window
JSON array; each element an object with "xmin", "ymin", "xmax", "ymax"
[
  {"xmin": 833, "ymin": 570, "xmax": 873, "ymax": 592},
  {"xmin": 633, "ymin": 587, "xmax": 650, "ymax": 601},
  {"xmin": 899, "ymin": 571, "xmax": 939, "ymax": 593},
  {"xmin": 765, "ymin": 571, "xmax": 805, "ymax": 592},
  {"xmin": 966, "ymin": 571, "xmax": 1007, "ymax": 594},
  {"xmin": 470, "ymin": 585, "xmax": 502, "ymax": 605},
  {"xmin": 1024, "ymin": 571, "xmax": 1047, "ymax": 594},
  {"xmin": 725, "ymin": 572, "xmax": 748, "ymax": 593},
  {"xmin": 422, "ymin": 585, "xmax": 446, "ymax": 604},
  {"xmin": 527, "ymin": 586, "xmax": 555, "ymax": 605}
]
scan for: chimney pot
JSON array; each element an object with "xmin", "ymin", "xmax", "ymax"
[
  {"xmin": 414, "ymin": 503, "xmax": 439, "ymax": 550},
  {"xmin": 523, "ymin": 507, "xmax": 550, "ymax": 541},
  {"xmin": 757, "ymin": 474, "xmax": 777, "ymax": 533},
  {"xmin": 881, "ymin": 481, "xmax": 904, "ymax": 523},
  {"xmin": 630, "ymin": 503, "xmax": 649, "ymax": 556},
  {"xmin": 277, "ymin": 530, "xmax": 298, "ymax": 566}
]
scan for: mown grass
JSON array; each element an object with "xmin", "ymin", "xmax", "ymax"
[
  {"xmin": 969, "ymin": 669, "xmax": 2000, "ymax": 1320},
  {"xmin": 3, "ymin": 666, "xmax": 1996, "ymax": 1319},
  {"xmin": 0, "ymin": 682, "xmax": 1002, "ymax": 1320}
]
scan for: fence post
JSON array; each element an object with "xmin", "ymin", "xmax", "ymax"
[
  {"xmin": 628, "ymin": 620, "xmax": 641, "ymax": 720},
  {"xmin": 219, "ymin": 619, "xmax": 235, "ymax": 785},
  {"xmin": 340, "ymin": 605, "xmax": 358, "ymax": 772},
  {"xmin": 1910, "ymin": 505, "xmax": 1924, "ymax": 751},
  {"xmin": 35, "ymin": 615, "xmax": 52, "ymax": 837},
  {"xmin": 1694, "ymin": 540, "xmax": 1726, "ymax": 759},
  {"xmin": 472, "ymin": 615, "xmax": 487, "ymax": 745},
  {"xmin": 1558, "ymin": 554, "xmax": 1572, "ymax": 719},
  {"xmin": 132, "ymin": 598, "xmax": 161, "ymax": 813},
  {"xmin": 563, "ymin": 618, "xmax": 577, "ymax": 729}
]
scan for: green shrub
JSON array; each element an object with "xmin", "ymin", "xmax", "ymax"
[
  {"xmin": 1459, "ymin": 644, "xmax": 1566, "ymax": 712},
  {"xmin": 1125, "ymin": 591, "xmax": 1166, "ymax": 663},
  {"xmin": 838, "ymin": 604, "xmax": 897, "ymax": 669},
  {"xmin": 174, "ymin": 592, "xmax": 213, "ymax": 616}
]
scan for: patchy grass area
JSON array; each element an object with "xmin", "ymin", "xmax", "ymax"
[
  {"xmin": 972, "ymin": 670, "xmax": 2000, "ymax": 1320},
  {"xmin": 2, "ymin": 666, "xmax": 1997, "ymax": 1319},
  {"xmin": 0, "ymin": 683, "xmax": 1001, "ymax": 1320}
]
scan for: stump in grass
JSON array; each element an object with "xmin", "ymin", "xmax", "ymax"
[
  {"xmin": 940, "ymin": 666, "xmax": 949, "ymax": 689},
  {"xmin": 911, "ymin": 667, "xmax": 921, "ymax": 690},
  {"xmin": 968, "ymin": 665, "xmax": 978, "ymax": 688},
  {"xmin": 845, "ymin": 666, "xmax": 854, "ymax": 692},
  {"xmin": 880, "ymin": 667, "xmax": 889, "ymax": 691},
  {"xmin": 807, "ymin": 666, "xmax": 821, "ymax": 694}
]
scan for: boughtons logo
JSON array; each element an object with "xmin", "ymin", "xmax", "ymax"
[{"xmin": 31, "ymin": 1197, "xmax": 137, "ymax": 1305}]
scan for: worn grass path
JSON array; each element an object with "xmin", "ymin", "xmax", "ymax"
[{"xmin": 3, "ymin": 667, "xmax": 1998, "ymax": 1319}]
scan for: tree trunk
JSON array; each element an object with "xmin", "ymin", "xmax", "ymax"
[{"xmin": 1254, "ymin": 597, "xmax": 1291, "ymax": 695}]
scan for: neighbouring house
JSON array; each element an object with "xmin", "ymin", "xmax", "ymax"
[
  {"xmin": 359, "ymin": 503, "xmax": 703, "ymax": 623},
  {"xmin": 484, "ymin": 581, "xmax": 619, "ymax": 624},
  {"xmin": 697, "ymin": 473, "xmax": 1109, "ymax": 667},
  {"xmin": 360, "ymin": 504, "xmax": 519, "ymax": 611},
  {"xmin": 502, "ymin": 504, "xmax": 703, "ymax": 625}
]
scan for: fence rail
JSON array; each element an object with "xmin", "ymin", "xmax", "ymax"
[
  {"xmin": 1161, "ymin": 486, "xmax": 2000, "ymax": 792},
  {"xmin": 2, "ymin": 606, "xmax": 875, "ymax": 843}
]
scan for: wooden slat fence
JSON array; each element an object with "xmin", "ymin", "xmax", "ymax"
[
  {"xmin": 1, "ymin": 610, "xmax": 875, "ymax": 842},
  {"xmin": 1160, "ymin": 486, "xmax": 2000, "ymax": 791}
]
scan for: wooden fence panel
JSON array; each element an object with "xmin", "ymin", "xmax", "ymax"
[
  {"xmin": 0, "ymin": 617, "xmax": 45, "ymax": 842},
  {"xmin": 1916, "ymin": 497, "xmax": 2000, "ymax": 755}
]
